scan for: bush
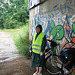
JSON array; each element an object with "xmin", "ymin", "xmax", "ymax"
[{"xmin": 1, "ymin": 24, "xmax": 30, "ymax": 57}]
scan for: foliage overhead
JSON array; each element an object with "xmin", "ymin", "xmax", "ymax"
[{"xmin": 0, "ymin": 0, "xmax": 29, "ymax": 29}]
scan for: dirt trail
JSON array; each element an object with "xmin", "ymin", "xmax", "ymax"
[
  {"xmin": 0, "ymin": 32, "xmax": 49, "ymax": 75},
  {"xmin": 0, "ymin": 32, "xmax": 18, "ymax": 59}
]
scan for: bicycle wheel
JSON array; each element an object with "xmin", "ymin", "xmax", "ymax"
[
  {"xmin": 64, "ymin": 65, "xmax": 75, "ymax": 75},
  {"xmin": 45, "ymin": 55, "xmax": 62, "ymax": 75}
]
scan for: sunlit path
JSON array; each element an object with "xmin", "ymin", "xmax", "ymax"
[{"xmin": 0, "ymin": 32, "xmax": 23, "ymax": 62}]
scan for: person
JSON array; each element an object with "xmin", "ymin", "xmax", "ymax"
[{"xmin": 31, "ymin": 25, "xmax": 47, "ymax": 75}]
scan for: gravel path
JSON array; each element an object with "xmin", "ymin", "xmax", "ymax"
[
  {"xmin": 0, "ymin": 32, "xmax": 49, "ymax": 75},
  {"xmin": 0, "ymin": 32, "xmax": 23, "ymax": 62}
]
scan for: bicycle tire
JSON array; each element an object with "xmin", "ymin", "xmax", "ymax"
[
  {"xmin": 45, "ymin": 55, "xmax": 61, "ymax": 75},
  {"xmin": 63, "ymin": 65, "xmax": 75, "ymax": 75}
]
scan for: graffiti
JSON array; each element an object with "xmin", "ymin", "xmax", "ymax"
[
  {"xmin": 63, "ymin": 42, "xmax": 75, "ymax": 49},
  {"xmin": 44, "ymin": 2, "xmax": 74, "ymax": 20},
  {"xmin": 63, "ymin": 22, "xmax": 75, "ymax": 49},
  {"xmin": 47, "ymin": 3, "xmax": 74, "ymax": 19},
  {"xmin": 32, "ymin": 12, "xmax": 75, "ymax": 29},
  {"xmin": 31, "ymin": 15, "xmax": 43, "ymax": 36},
  {"xmin": 31, "ymin": 15, "xmax": 75, "ymax": 36},
  {"xmin": 44, "ymin": 21, "xmax": 64, "ymax": 41},
  {"xmin": 64, "ymin": 43, "xmax": 73, "ymax": 48},
  {"xmin": 44, "ymin": 21, "xmax": 64, "ymax": 49},
  {"xmin": 72, "ymin": 22, "xmax": 75, "ymax": 33},
  {"xmin": 63, "ymin": 15, "xmax": 72, "ymax": 42},
  {"xmin": 66, "ymin": 0, "xmax": 75, "ymax": 5},
  {"xmin": 72, "ymin": 37, "xmax": 75, "ymax": 43},
  {"xmin": 70, "ymin": 15, "xmax": 75, "ymax": 25},
  {"xmin": 30, "ymin": 0, "xmax": 75, "ymax": 49}
]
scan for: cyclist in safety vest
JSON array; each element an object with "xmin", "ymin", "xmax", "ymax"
[{"xmin": 31, "ymin": 25, "xmax": 47, "ymax": 75}]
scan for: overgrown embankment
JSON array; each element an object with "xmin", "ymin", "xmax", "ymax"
[{"xmin": 0, "ymin": 25, "xmax": 30, "ymax": 57}]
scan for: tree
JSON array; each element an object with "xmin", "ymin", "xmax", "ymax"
[{"xmin": 0, "ymin": 0, "xmax": 29, "ymax": 29}]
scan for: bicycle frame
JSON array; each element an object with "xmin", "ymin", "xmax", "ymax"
[{"xmin": 44, "ymin": 40, "xmax": 75, "ymax": 75}]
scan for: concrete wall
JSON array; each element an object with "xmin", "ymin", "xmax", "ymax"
[{"xmin": 29, "ymin": 0, "xmax": 75, "ymax": 51}]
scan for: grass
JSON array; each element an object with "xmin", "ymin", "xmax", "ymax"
[{"xmin": 0, "ymin": 25, "xmax": 31, "ymax": 57}]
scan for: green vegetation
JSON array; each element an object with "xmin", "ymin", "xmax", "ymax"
[
  {"xmin": 0, "ymin": 0, "xmax": 30, "ymax": 57},
  {"xmin": 1, "ymin": 24, "xmax": 30, "ymax": 56},
  {"xmin": 0, "ymin": 0, "xmax": 29, "ymax": 29}
]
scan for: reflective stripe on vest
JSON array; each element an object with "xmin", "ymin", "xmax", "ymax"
[
  {"xmin": 32, "ymin": 44, "xmax": 41, "ymax": 47},
  {"xmin": 32, "ymin": 32, "xmax": 45, "ymax": 54}
]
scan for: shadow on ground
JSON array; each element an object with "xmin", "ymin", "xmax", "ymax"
[{"xmin": 0, "ymin": 57, "xmax": 49, "ymax": 75}]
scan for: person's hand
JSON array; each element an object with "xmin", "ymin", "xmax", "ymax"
[
  {"xmin": 29, "ymin": 45, "xmax": 32, "ymax": 56},
  {"xmin": 29, "ymin": 50, "xmax": 32, "ymax": 56},
  {"xmin": 40, "ymin": 51, "xmax": 44, "ymax": 56}
]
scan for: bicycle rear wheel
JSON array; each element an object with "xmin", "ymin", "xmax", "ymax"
[{"xmin": 45, "ymin": 55, "xmax": 61, "ymax": 75}]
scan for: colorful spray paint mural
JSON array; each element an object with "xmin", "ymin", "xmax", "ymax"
[{"xmin": 30, "ymin": 0, "xmax": 75, "ymax": 51}]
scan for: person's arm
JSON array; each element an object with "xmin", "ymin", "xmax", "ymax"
[{"xmin": 41, "ymin": 35, "xmax": 47, "ymax": 52}]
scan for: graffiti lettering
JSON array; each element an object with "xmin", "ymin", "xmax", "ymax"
[
  {"xmin": 45, "ymin": 21, "xmax": 64, "ymax": 41},
  {"xmin": 30, "ymin": 0, "xmax": 75, "ymax": 49}
]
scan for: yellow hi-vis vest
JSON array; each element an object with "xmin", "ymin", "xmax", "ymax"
[{"xmin": 32, "ymin": 32, "xmax": 45, "ymax": 54}]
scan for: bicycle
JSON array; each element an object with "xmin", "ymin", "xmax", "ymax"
[{"xmin": 44, "ymin": 39, "xmax": 75, "ymax": 75}]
